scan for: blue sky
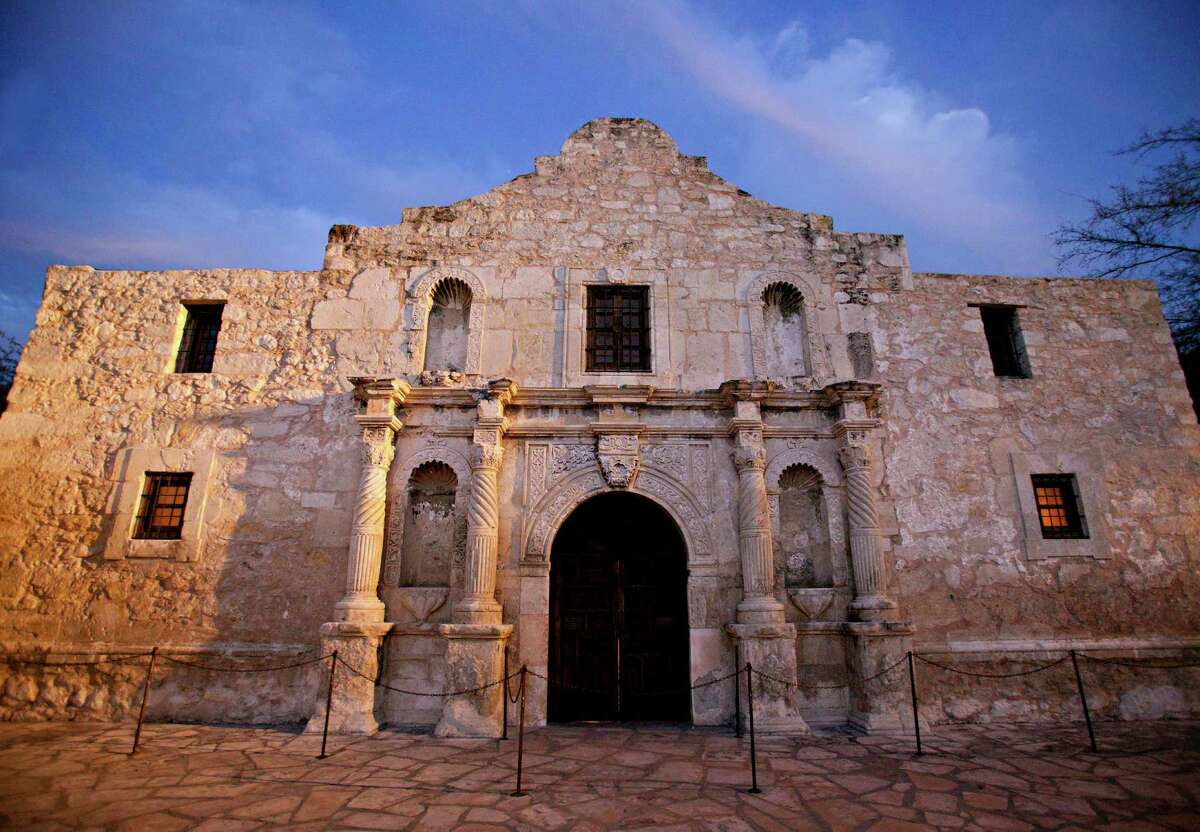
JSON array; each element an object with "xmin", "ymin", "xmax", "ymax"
[{"xmin": 2, "ymin": 0, "xmax": 1198, "ymax": 342}]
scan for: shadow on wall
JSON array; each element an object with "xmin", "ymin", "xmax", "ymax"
[{"xmin": 0, "ymin": 390, "xmax": 365, "ymax": 725}]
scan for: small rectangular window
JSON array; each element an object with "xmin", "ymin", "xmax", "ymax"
[
  {"xmin": 586, "ymin": 286, "xmax": 650, "ymax": 372},
  {"xmin": 133, "ymin": 472, "xmax": 193, "ymax": 540},
  {"xmin": 174, "ymin": 303, "xmax": 224, "ymax": 373},
  {"xmin": 1031, "ymin": 474, "xmax": 1088, "ymax": 539},
  {"xmin": 979, "ymin": 305, "xmax": 1030, "ymax": 378}
]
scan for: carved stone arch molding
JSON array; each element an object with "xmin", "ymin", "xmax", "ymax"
[
  {"xmin": 521, "ymin": 466, "xmax": 715, "ymax": 567},
  {"xmin": 406, "ymin": 265, "xmax": 489, "ymax": 376},
  {"xmin": 765, "ymin": 445, "xmax": 848, "ymax": 586},
  {"xmin": 745, "ymin": 270, "xmax": 832, "ymax": 383},
  {"xmin": 382, "ymin": 444, "xmax": 472, "ymax": 586}
]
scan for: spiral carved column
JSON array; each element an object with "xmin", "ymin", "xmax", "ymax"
[
  {"xmin": 732, "ymin": 428, "xmax": 785, "ymax": 624},
  {"xmin": 837, "ymin": 440, "xmax": 897, "ymax": 620},
  {"xmin": 456, "ymin": 434, "xmax": 504, "ymax": 624},
  {"xmin": 335, "ymin": 423, "xmax": 398, "ymax": 622}
]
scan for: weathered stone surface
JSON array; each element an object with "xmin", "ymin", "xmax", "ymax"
[{"xmin": 1, "ymin": 117, "xmax": 1197, "ymax": 732}]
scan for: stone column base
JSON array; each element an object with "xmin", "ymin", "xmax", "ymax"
[
  {"xmin": 304, "ymin": 621, "xmax": 392, "ymax": 736},
  {"xmin": 434, "ymin": 623, "xmax": 513, "ymax": 738},
  {"xmin": 845, "ymin": 620, "xmax": 914, "ymax": 733},
  {"xmin": 726, "ymin": 623, "xmax": 809, "ymax": 735}
]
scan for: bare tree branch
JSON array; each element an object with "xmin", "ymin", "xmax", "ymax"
[{"xmin": 1055, "ymin": 118, "xmax": 1200, "ymax": 357}]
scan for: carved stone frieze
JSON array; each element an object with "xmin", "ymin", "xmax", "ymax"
[
  {"xmin": 641, "ymin": 442, "xmax": 688, "ymax": 481},
  {"xmin": 640, "ymin": 440, "xmax": 713, "ymax": 508},
  {"xmin": 526, "ymin": 471, "xmax": 607, "ymax": 559},
  {"xmin": 525, "ymin": 444, "xmax": 548, "ymax": 503},
  {"xmin": 522, "ymin": 467, "xmax": 714, "ymax": 567},
  {"xmin": 551, "ymin": 443, "xmax": 596, "ymax": 476}
]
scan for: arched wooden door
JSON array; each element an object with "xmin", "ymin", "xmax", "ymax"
[{"xmin": 548, "ymin": 492, "xmax": 690, "ymax": 722}]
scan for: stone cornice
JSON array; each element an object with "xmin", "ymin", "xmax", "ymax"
[
  {"xmin": 585, "ymin": 384, "xmax": 656, "ymax": 405},
  {"xmin": 349, "ymin": 376, "xmax": 411, "ymax": 404},
  {"xmin": 399, "ymin": 385, "xmax": 832, "ymax": 411},
  {"xmin": 354, "ymin": 414, "xmax": 403, "ymax": 433}
]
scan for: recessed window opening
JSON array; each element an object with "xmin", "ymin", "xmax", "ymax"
[
  {"xmin": 174, "ymin": 303, "xmax": 224, "ymax": 373},
  {"xmin": 133, "ymin": 472, "xmax": 193, "ymax": 540},
  {"xmin": 586, "ymin": 286, "xmax": 650, "ymax": 372},
  {"xmin": 424, "ymin": 279, "xmax": 472, "ymax": 372},
  {"xmin": 979, "ymin": 305, "xmax": 1031, "ymax": 378},
  {"xmin": 762, "ymin": 282, "xmax": 808, "ymax": 378},
  {"xmin": 1031, "ymin": 474, "xmax": 1088, "ymax": 539}
]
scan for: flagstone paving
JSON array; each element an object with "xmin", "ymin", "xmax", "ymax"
[{"xmin": 0, "ymin": 720, "xmax": 1197, "ymax": 830}]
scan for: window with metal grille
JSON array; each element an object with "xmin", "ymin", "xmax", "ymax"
[
  {"xmin": 1031, "ymin": 474, "xmax": 1088, "ymax": 539},
  {"xmin": 174, "ymin": 303, "xmax": 224, "ymax": 373},
  {"xmin": 979, "ymin": 305, "xmax": 1031, "ymax": 378},
  {"xmin": 133, "ymin": 472, "xmax": 193, "ymax": 540},
  {"xmin": 586, "ymin": 286, "xmax": 650, "ymax": 372}
]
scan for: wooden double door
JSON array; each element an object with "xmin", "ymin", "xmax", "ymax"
[{"xmin": 548, "ymin": 493, "xmax": 690, "ymax": 722}]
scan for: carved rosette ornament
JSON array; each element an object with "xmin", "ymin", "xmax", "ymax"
[
  {"xmin": 837, "ymin": 435, "xmax": 897, "ymax": 620},
  {"xmin": 597, "ymin": 433, "xmax": 640, "ymax": 488},
  {"xmin": 335, "ymin": 378, "xmax": 409, "ymax": 623}
]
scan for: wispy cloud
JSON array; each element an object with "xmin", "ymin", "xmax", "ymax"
[
  {"xmin": 0, "ymin": 0, "xmax": 504, "ymax": 342},
  {"xmin": 631, "ymin": 2, "xmax": 1048, "ymax": 271}
]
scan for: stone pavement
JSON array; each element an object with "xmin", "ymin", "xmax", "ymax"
[{"xmin": 0, "ymin": 720, "xmax": 1197, "ymax": 831}]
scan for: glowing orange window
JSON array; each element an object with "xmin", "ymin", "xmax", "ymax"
[{"xmin": 1031, "ymin": 474, "xmax": 1088, "ymax": 540}]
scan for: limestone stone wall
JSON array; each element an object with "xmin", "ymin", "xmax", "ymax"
[
  {"xmin": 1, "ymin": 117, "xmax": 1197, "ymax": 727},
  {"xmin": 0, "ymin": 265, "xmax": 358, "ymax": 651},
  {"xmin": 876, "ymin": 273, "xmax": 1200, "ymax": 652}
]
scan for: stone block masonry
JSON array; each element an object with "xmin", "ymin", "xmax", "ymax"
[{"xmin": 0, "ymin": 117, "xmax": 1197, "ymax": 732}]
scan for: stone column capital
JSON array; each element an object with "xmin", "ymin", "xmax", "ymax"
[
  {"xmin": 730, "ymin": 425, "xmax": 766, "ymax": 472},
  {"xmin": 470, "ymin": 441, "xmax": 505, "ymax": 471},
  {"xmin": 836, "ymin": 441, "xmax": 871, "ymax": 473}
]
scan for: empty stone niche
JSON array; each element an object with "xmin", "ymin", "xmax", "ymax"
[
  {"xmin": 423, "ymin": 278, "xmax": 471, "ymax": 372},
  {"xmin": 778, "ymin": 465, "xmax": 833, "ymax": 590},
  {"xmin": 399, "ymin": 461, "xmax": 459, "ymax": 590},
  {"xmin": 761, "ymin": 282, "xmax": 808, "ymax": 380}
]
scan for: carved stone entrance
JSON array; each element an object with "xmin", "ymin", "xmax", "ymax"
[{"xmin": 548, "ymin": 493, "xmax": 690, "ymax": 722}]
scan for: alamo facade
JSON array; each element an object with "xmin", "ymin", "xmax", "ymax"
[{"xmin": 1, "ymin": 118, "xmax": 1198, "ymax": 735}]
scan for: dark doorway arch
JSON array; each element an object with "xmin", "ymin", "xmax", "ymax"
[{"xmin": 548, "ymin": 491, "xmax": 690, "ymax": 722}]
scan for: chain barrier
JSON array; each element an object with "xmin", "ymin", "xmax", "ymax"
[
  {"xmin": 335, "ymin": 654, "xmax": 522, "ymax": 698},
  {"xmin": 914, "ymin": 653, "xmax": 1071, "ymax": 678},
  {"xmin": 1, "ymin": 652, "xmax": 154, "ymax": 667},
  {"xmin": 526, "ymin": 666, "xmax": 744, "ymax": 699},
  {"xmin": 1078, "ymin": 654, "xmax": 1200, "ymax": 670},
  {"xmin": 161, "ymin": 653, "xmax": 332, "ymax": 673},
  {"xmin": 749, "ymin": 654, "xmax": 908, "ymax": 692},
  {"xmin": 7, "ymin": 641, "xmax": 1197, "ymax": 772}
]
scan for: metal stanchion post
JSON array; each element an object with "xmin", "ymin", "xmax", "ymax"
[
  {"xmin": 318, "ymin": 650, "xmax": 338, "ymax": 760},
  {"xmin": 511, "ymin": 665, "xmax": 527, "ymax": 797},
  {"xmin": 502, "ymin": 648, "xmax": 509, "ymax": 741},
  {"xmin": 907, "ymin": 651, "xmax": 923, "ymax": 756},
  {"xmin": 130, "ymin": 646, "xmax": 158, "ymax": 755},
  {"xmin": 1070, "ymin": 651, "xmax": 1098, "ymax": 752},
  {"xmin": 734, "ymin": 661, "xmax": 743, "ymax": 738},
  {"xmin": 745, "ymin": 661, "xmax": 760, "ymax": 794}
]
